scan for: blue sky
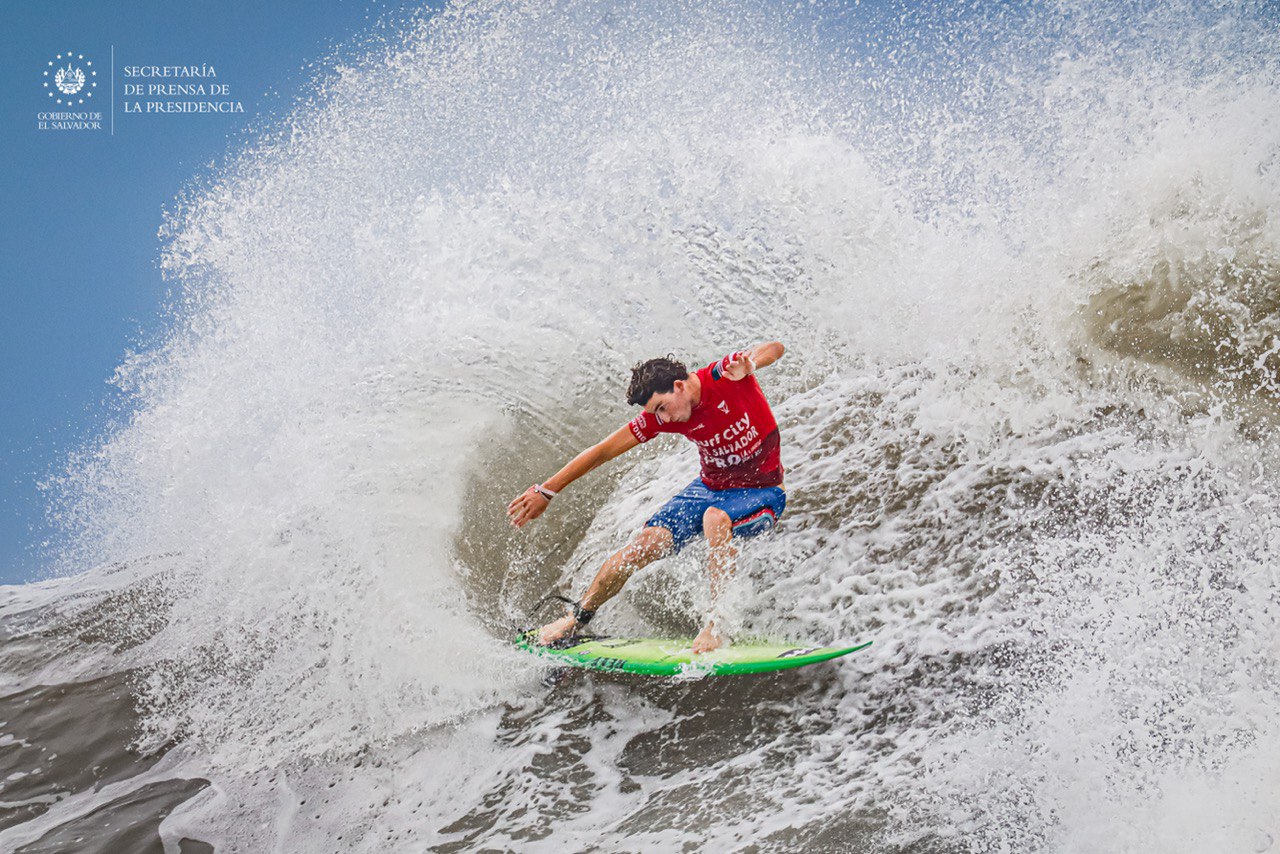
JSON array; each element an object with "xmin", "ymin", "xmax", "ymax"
[{"xmin": 0, "ymin": 0, "xmax": 440, "ymax": 584}]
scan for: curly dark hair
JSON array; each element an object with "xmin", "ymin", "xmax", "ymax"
[{"xmin": 626, "ymin": 354, "xmax": 689, "ymax": 406}]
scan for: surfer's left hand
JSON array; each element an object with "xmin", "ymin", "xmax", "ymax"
[{"xmin": 723, "ymin": 352, "xmax": 756, "ymax": 381}]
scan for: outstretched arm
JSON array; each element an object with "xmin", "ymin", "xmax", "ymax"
[
  {"xmin": 506, "ymin": 424, "xmax": 641, "ymax": 527},
  {"xmin": 721, "ymin": 341, "xmax": 785, "ymax": 380}
]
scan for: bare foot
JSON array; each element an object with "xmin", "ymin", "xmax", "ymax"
[
  {"xmin": 691, "ymin": 623, "xmax": 724, "ymax": 655},
  {"xmin": 537, "ymin": 614, "xmax": 580, "ymax": 645}
]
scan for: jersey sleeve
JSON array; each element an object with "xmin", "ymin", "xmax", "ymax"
[{"xmin": 627, "ymin": 411, "xmax": 662, "ymax": 443}]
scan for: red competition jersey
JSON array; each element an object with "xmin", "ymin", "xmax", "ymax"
[{"xmin": 627, "ymin": 356, "xmax": 784, "ymax": 489}]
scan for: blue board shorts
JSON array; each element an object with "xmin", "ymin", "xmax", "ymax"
[{"xmin": 644, "ymin": 477, "xmax": 787, "ymax": 554}]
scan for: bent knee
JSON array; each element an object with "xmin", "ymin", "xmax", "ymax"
[{"xmin": 702, "ymin": 507, "xmax": 733, "ymax": 543}]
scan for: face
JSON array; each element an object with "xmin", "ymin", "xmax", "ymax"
[{"xmin": 645, "ymin": 380, "xmax": 695, "ymax": 423}]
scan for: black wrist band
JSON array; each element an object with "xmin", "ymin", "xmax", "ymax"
[{"xmin": 572, "ymin": 602, "xmax": 595, "ymax": 625}]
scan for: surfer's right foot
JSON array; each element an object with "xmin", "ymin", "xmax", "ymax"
[{"xmin": 537, "ymin": 614, "xmax": 580, "ymax": 645}]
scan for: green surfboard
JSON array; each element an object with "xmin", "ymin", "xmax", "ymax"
[{"xmin": 514, "ymin": 631, "xmax": 872, "ymax": 677}]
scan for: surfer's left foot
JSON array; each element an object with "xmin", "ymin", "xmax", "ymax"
[{"xmin": 692, "ymin": 622, "xmax": 724, "ymax": 654}]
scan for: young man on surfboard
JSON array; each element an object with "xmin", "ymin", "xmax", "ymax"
[{"xmin": 506, "ymin": 342, "xmax": 787, "ymax": 654}]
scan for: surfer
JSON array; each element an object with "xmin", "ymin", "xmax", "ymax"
[{"xmin": 507, "ymin": 343, "xmax": 787, "ymax": 654}]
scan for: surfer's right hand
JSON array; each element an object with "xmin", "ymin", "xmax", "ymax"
[{"xmin": 506, "ymin": 488, "xmax": 549, "ymax": 527}]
